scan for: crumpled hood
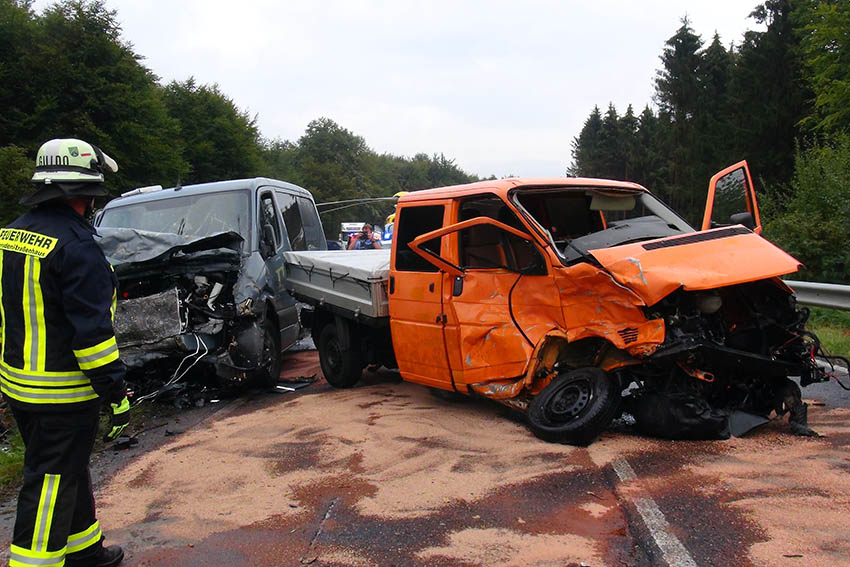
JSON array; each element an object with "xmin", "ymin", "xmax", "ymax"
[
  {"xmin": 589, "ymin": 226, "xmax": 802, "ymax": 306},
  {"xmin": 96, "ymin": 227, "xmax": 243, "ymax": 267}
]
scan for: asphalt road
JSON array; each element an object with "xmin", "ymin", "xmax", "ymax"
[{"xmin": 1, "ymin": 351, "xmax": 848, "ymax": 567}]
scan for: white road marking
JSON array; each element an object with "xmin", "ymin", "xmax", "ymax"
[{"xmin": 613, "ymin": 458, "xmax": 699, "ymax": 567}]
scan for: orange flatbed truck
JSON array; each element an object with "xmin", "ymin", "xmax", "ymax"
[{"xmin": 284, "ymin": 162, "xmax": 836, "ymax": 445}]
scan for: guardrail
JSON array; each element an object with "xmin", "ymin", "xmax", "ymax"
[{"xmin": 785, "ymin": 280, "xmax": 850, "ymax": 311}]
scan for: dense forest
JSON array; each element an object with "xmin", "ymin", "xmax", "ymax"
[
  {"xmin": 569, "ymin": 0, "xmax": 850, "ymax": 283},
  {"xmin": 1, "ymin": 0, "xmax": 848, "ymax": 282}
]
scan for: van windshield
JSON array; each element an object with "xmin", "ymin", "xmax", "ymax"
[
  {"xmin": 98, "ymin": 190, "xmax": 251, "ymax": 238},
  {"xmin": 514, "ymin": 188, "xmax": 694, "ymax": 264}
]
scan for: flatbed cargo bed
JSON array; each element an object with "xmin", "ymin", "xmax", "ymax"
[{"xmin": 282, "ymin": 249, "xmax": 391, "ymax": 319}]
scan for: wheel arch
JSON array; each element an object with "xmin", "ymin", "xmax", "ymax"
[{"xmin": 524, "ymin": 332, "xmax": 640, "ymax": 396}]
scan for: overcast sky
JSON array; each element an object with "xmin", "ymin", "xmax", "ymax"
[{"xmin": 35, "ymin": 1, "xmax": 763, "ymax": 179}]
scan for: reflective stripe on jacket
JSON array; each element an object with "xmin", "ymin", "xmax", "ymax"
[{"xmin": 0, "ymin": 203, "xmax": 125, "ymax": 410}]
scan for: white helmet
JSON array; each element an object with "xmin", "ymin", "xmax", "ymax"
[{"xmin": 22, "ymin": 138, "xmax": 118, "ymax": 205}]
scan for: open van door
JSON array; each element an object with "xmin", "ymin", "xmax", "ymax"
[
  {"xmin": 701, "ymin": 160, "xmax": 762, "ymax": 234},
  {"xmin": 409, "ymin": 215, "xmax": 557, "ymax": 391}
]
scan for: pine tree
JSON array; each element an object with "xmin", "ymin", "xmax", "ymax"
[
  {"xmin": 568, "ymin": 106, "xmax": 603, "ymax": 176},
  {"xmin": 728, "ymin": 0, "xmax": 812, "ymax": 189}
]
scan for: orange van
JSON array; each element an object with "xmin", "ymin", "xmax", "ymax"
[{"xmin": 285, "ymin": 162, "xmax": 831, "ymax": 444}]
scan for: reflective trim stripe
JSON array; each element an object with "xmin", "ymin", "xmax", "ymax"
[
  {"xmin": 9, "ymin": 543, "xmax": 65, "ymax": 567},
  {"xmin": 0, "ymin": 377, "xmax": 98, "ymax": 404},
  {"xmin": 67, "ymin": 520, "xmax": 100, "ymax": 554},
  {"xmin": 20, "ymin": 256, "xmax": 48, "ymax": 371},
  {"xmin": 0, "ymin": 251, "xmax": 5, "ymax": 361},
  {"xmin": 32, "ymin": 474, "xmax": 60, "ymax": 552},
  {"xmin": 22, "ymin": 256, "xmax": 34, "ymax": 371},
  {"xmin": 0, "ymin": 361, "xmax": 89, "ymax": 385},
  {"xmin": 74, "ymin": 337, "xmax": 119, "ymax": 370},
  {"xmin": 110, "ymin": 282, "xmax": 116, "ymax": 322},
  {"xmin": 32, "ymin": 257, "xmax": 47, "ymax": 371}
]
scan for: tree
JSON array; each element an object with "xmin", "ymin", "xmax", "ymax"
[
  {"xmin": 568, "ymin": 106, "xmax": 603, "ymax": 176},
  {"xmin": 0, "ymin": 145, "xmax": 33, "ymax": 224},
  {"xmin": 259, "ymin": 138, "xmax": 298, "ymax": 181},
  {"xmin": 632, "ymin": 106, "xmax": 672, "ymax": 198},
  {"xmin": 619, "ymin": 104, "xmax": 639, "ymax": 180},
  {"xmin": 655, "ymin": 18, "xmax": 704, "ymax": 124},
  {"xmin": 162, "ymin": 78, "xmax": 263, "ymax": 185},
  {"xmin": 794, "ymin": 0, "xmax": 850, "ymax": 135},
  {"xmin": 694, "ymin": 33, "xmax": 735, "ymax": 174},
  {"xmin": 597, "ymin": 103, "xmax": 623, "ymax": 179},
  {"xmin": 728, "ymin": 0, "xmax": 812, "ymax": 190},
  {"xmin": 654, "ymin": 18, "xmax": 705, "ymax": 221},
  {"xmin": 763, "ymin": 135, "xmax": 850, "ymax": 283},
  {"xmin": 0, "ymin": 0, "xmax": 184, "ymax": 194}
]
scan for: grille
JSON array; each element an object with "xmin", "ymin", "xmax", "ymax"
[
  {"xmin": 642, "ymin": 226, "xmax": 750, "ymax": 251},
  {"xmin": 618, "ymin": 327, "xmax": 639, "ymax": 344}
]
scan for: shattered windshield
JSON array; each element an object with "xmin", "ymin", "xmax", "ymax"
[
  {"xmin": 514, "ymin": 188, "xmax": 694, "ymax": 264},
  {"xmin": 99, "ymin": 190, "xmax": 250, "ymax": 238}
]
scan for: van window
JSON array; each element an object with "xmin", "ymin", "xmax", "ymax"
[
  {"xmin": 458, "ymin": 195, "xmax": 545, "ymax": 274},
  {"xmin": 259, "ymin": 192, "xmax": 282, "ymax": 248},
  {"xmin": 296, "ymin": 196, "xmax": 325, "ymax": 250},
  {"xmin": 276, "ymin": 192, "xmax": 306, "ymax": 251},
  {"xmin": 395, "ymin": 205, "xmax": 445, "ymax": 272}
]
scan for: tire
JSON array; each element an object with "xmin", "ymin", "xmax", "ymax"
[
  {"xmin": 527, "ymin": 367, "xmax": 620, "ymax": 446},
  {"xmin": 255, "ymin": 317, "xmax": 282, "ymax": 389},
  {"xmin": 318, "ymin": 323, "xmax": 362, "ymax": 388}
]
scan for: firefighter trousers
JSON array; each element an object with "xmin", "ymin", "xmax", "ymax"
[{"xmin": 9, "ymin": 405, "xmax": 105, "ymax": 567}]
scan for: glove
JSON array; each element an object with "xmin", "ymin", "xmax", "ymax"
[{"xmin": 104, "ymin": 396, "xmax": 130, "ymax": 442}]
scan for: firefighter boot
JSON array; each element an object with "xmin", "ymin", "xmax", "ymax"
[{"xmin": 66, "ymin": 544, "xmax": 124, "ymax": 567}]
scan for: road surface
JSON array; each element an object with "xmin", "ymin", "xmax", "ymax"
[{"xmin": 1, "ymin": 350, "xmax": 848, "ymax": 566}]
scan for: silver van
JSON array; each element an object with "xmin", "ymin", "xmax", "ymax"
[{"xmin": 96, "ymin": 177, "xmax": 326, "ymax": 398}]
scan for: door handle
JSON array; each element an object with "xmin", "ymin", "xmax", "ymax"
[
  {"xmin": 452, "ymin": 275, "xmax": 463, "ymax": 296},
  {"xmin": 389, "ymin": 276, "xmax": 395, "ymax": 294}
]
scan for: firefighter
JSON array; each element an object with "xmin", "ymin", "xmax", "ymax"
[{"xmin": 0, "ymin": 139, "xmax": 128, "ymax": 567}]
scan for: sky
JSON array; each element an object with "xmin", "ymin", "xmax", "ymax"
[{"xmin": 35, "ymin": 1, "xmax": 764, "ymax": 179}]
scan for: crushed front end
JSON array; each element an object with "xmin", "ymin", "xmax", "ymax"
[
  {"xmin": 98, "ymin": 228, "xmax": 268, "ymax": 403},
  {"xmin": 627, "ymin": 279, "xmax": 829, "ymax": 438},
  {"xmin": 582, "ymin": 224, "xmax": 838, "ymax": 438}
]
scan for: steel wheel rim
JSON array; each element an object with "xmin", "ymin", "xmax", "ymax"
[
  {"xmin": 546, "ymin": 379, "xmax": 592, "ymax": 422},
  {"xmin": 325, "ymin": 336, "xmax": 343, "ymax": 374}
]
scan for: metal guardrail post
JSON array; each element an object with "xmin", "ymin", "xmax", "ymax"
[{"xmin": 785, "ymin": 280, "xmax": 850, "ymax": 311}]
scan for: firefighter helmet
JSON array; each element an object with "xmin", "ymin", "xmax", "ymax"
[{"xmin": 21, "ymin": 138, "xmax": 118, "ymax": 206}]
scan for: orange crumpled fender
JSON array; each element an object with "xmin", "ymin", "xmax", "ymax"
[{"xmin": 468, "ymin": 264, "xmax": 665, "ymax": 401}]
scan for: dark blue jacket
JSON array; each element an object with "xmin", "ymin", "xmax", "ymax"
[{"xmin": 0, "ymin": 202, "xmax": 125, "ymax": 411}]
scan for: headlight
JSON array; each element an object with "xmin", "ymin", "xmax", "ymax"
[
  {"xmin": 695, "ymin": 292, "xmax": 722, "ymax": 314},
  {"xmin": 237, "ymin": 297, "xmax": 253, "ymax": 316}
]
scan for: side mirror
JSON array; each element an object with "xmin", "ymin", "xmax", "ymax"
[
  {"xmin": 260, "ymin": 223, "xmax": 276, "ymax": 258},
  {"xmin": 729, "ymin": 212, "xmax": 755, "ymax": 230}
]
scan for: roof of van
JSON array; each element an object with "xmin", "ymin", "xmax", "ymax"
[
  {"xmin": 103, "ymin": 177, "xmax": 314, "ymax": 209},
  {"xmin": 398, "ymin": 177, "xmax": 647, "ymax": 203}
]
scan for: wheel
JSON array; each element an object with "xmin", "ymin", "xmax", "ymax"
[
  {"xmin": 527, "ymin": 367, "xmax": 620, "ymax": 445},
  {"xmin": 255, "ymin": 317, "xmax": 282, "ymax": 389},
  {"xmin": 318, "ymin": 323, "xmax": 362, "ymax": 388}
]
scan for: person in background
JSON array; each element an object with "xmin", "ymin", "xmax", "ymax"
[
  {"xmin": 0, "ymin": 138, "xmax": 128, "ymax": 567},
  {"xmin": 347, "ymin": 223, "xmax": 382, "ymax": 250}
]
